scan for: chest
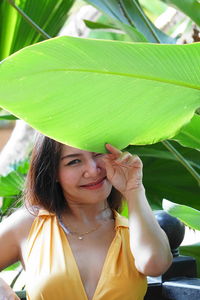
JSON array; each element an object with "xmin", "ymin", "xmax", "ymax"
[
  {"xmin": 25, "ymin": 217, "xmax": 147, "ymax": 300},
  {"xmin": 67, "ymin": 226, "xmax": 116, "ymax": 300}
]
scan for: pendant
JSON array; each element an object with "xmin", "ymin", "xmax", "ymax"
[{"xmin": 78, "ymin": 236, "xmax": 83, "ymax": 240}]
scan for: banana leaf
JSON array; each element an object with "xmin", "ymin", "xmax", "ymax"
[
  {"xmin": 1, "ymin": 37, "xmax": 199, "ymax": 152},
  {"xmin": 163, "ymin": 199, "xmax": 200, "ymax": 230},
  {"xmin": 171, "ymin": 114, "xmax": 200, "ymax": 151}
]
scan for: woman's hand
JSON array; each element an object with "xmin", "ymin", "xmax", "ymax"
[
  {"xmin": 0, "ymin": 277, "xmax": 20, "ymax": 300},
  {"xmin": 103, "ymin": 144, "xmax": 144, "ymax": 197}
]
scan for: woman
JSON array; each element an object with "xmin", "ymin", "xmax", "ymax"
[{"xmin": 0, "ymin": 134, "xmax": 172, "ymax": 300}]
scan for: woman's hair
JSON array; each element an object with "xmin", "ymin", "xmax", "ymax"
[{"xmin": 25, "ymin": 134, "xmax": 123, "ymax": 215}]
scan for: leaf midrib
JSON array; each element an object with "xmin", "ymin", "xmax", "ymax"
[{"xmin": 17, "ymin": 68, "xmax": 200, "ymax": 90}]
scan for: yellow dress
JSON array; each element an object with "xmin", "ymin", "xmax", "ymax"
[{"xmin": 25, "ymin": 209, "xmax": 147, "ymax": 300}]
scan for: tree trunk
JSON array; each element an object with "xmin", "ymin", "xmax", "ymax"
[{"xmin": 0, "ymin": 120, "xmax": 35, "ymax": 175}]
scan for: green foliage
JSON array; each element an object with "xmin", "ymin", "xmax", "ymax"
[
  {"xmin": 128, "ymin": 142, "xmax": 200, "ymax": 210},
  {"xmin": 85, "ymin": 18, "xmax": 147, "ymax": 42},
  {"xmin": 85, "ymin": 0, "xmax": 176, "ymax": 43},
  {"xmin": 172, "ymin": 114, "xmax": 200, "ymax": 151},
  {"xmin": 0, "ymin": 160, "xmax": 28, "ymax": 219},
  {"xmin": 163, "ymin": 199, "xmax": 200, "ymax": 230},
  {"xmin": 0, "ymin": 172, "xmax": 24, "ymax": 197},
  {"xmin": 0, "ymin": 37, "xmax": 199, "ymax": 153},
  {"xmin": 0, "ymin": 0, "xmax": 74, "ymax": 60},
  {"xmin": 0, "ymin": 114, "xmax": 18, "ymax": 120},
  {"xmin": 4, "ymin": 262, "xmax": 21, "ymax": 271},
  {"xmin": 84, "ymin": 19, "xmax": 119, "ymax": 30}
]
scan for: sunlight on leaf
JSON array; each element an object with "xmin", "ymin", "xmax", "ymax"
[
  {"xmin": 163, "ymin": 199, "xmax": 200, "ymax": 231},
  {"xmin": 0, "ymin": 37, "xmax": 200, "ymax": 152}
]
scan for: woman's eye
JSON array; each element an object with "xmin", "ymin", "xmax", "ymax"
[{"xmin": 66, "ymin": 159, "xmax": 80, "ymax": 166}]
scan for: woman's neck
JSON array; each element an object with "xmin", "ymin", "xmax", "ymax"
[{"xmin": 62, "ymin": 201, "xmax": 113, "ymax": 225}]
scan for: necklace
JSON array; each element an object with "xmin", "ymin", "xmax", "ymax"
[{"xmin": 58, "ymin": 215, "xmax": 101, "ymax": 240}]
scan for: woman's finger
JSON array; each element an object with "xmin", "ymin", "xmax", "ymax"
[{"xmin": 105, "ymin": 144, "xmax": 122, "ymax": 157}]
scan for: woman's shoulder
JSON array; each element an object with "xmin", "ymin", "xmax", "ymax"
[
  {"xmin": 0, "ymin": 207, "xmax": 44, "ymax": 244},
  {"xmin": 0, "ymin": 206, "xmax": 40, "ymax": 242},
  {"xmin": 0, "ymin": 207, "xmax": 39, "ymax": 269},
  {"xmin": 13, "ymin": 206, "xmax": 56, "ymax": 240}
]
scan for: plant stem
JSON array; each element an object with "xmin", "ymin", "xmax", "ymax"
[
  {"xmin": 118, "ymin": 1, "xmax": 135, "ymax": 28},
  {"xmin": 7, "ymin": 0, "xmax": 51, "ymax": 40},
  {"xmin": 132, "ymin": 0, "xmax": 161, "ymax": 43},
  {"xmin": 10, "ymin": 268, "xmax": 23, "ymax": 289},
  {"xmin": 118, "ymin": 0, "xmax": 161, "ymax": 43},
  {"xmin": 162, "ymin": 140, "xmax": 200, "ymax": 186}
]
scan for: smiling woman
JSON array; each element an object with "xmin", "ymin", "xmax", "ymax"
[
  {"xmin": 57, "ymin": 145, "xmax": 112, "ymax": 205},
  {"xmin": 25, "ymin": 135, "xmax": 123, "ymax": 215},
  {"xmin": 0, "ymin": 133, "xmax": 173, "ymax": 300}
]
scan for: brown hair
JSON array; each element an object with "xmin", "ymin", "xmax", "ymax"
[{"xmin": 25, "ymin": 134, "xmax": 123, "ymax": 215}]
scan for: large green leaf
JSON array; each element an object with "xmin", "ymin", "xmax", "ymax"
[
  {"xmin": 127, "ymin": 142, "xmax": 200, "ymax": 210},
  {"xmin": 0, "ymin": 0, "xmax": 74, "ymax": 60},
  {"xmin": 171, "ymin": 114, "xmax": 200, "ymax": 151},
  {"xmin": 0, "ymin": 37, "xmax": 200, "ymax": 153},
  {"xmin": 162, "ymin": 199, "xmax": 200, "ymax": 230},
  {"xmin": 86, "ymin": 0, "xmax": 176, "ymax": 43},
  {"xmin": 161, "ymin": 0, "xmax": 200, "ymax": 27}
]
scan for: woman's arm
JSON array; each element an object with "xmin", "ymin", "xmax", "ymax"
[
  {"xmin": 0, "ymin": 208, "xmax": 35, "ymax": 299},
  {"xmin": 124, "ymin": 186, "xmax": 172, "ymax": 276},
  {"xmin": 0, "ymin": 211, "xmax": 22, "ymax": 299},
  {"xmin": 0, "ymin": 277, "xmax": 20, "ymax": 300},
  {"xmin": 103, "ymin": 144, "xmax": 173, "ymax": 276},
  {"xmin": 0, "ymin": 211, "xmax": 22, "ymax": 271}
]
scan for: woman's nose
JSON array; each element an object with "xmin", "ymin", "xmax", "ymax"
[{"xmin": 83, "ymin": 159, "xmax": 101, "ymax": 178}]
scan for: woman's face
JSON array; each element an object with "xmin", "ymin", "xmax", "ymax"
[{"xmin": 57, "ymin": 145, "xmax": 112, "ymax": 205}]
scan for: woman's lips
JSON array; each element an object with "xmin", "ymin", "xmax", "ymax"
[{"xmin": 80, "ymin": 177, "xmax": 106, "ymax": 190}]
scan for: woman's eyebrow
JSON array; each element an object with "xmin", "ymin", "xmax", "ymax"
[{"xmin": 61, "ymin": 153, "xmax": 81, "ymax": 160}]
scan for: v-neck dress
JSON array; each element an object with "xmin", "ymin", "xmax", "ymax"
[{"xmin": 25, "ymin": 209, "xmax": 147, "ymax": 300}]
